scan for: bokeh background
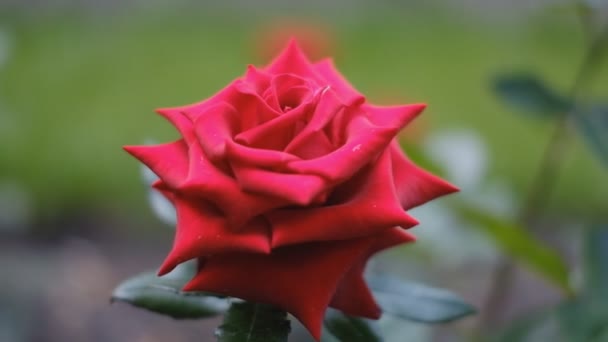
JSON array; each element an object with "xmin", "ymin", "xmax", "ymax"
[{"xmin": 1, "ymin": 0, "xmax": 607, "ymax": 341}]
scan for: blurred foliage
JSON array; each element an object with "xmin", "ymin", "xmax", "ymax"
[
  {"xmin": 458, "ymin": 205, "xmax": 571, "ymax": 294},
  {"xmin": 497, "ymin": 226, "xmax": 608, "ymax": 341},
  {"xmin": 367, "ymin": 275, "xmax": 476, "ymax": 324},
  {"xmin": 492, "ymin": 74, "xmax": 570, "ymax": 118}
]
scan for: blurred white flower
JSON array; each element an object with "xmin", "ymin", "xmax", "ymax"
[{"xmin": 424, "ymin": 128, "xmax": 488, "ymax": 191}]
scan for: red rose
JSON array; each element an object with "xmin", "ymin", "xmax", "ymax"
[{"xmin": 125, "ymin": 40, "xmax": 457, "ymax": 340}]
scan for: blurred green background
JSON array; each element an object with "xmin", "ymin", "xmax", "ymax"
[{"xmin": 0, "ymin": 1, "xmax": 606, "ymax": 341}]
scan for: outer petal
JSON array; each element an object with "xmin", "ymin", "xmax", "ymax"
[
  {"xmin": 158, "ymin": 193, "xmax": 271, "ymax": 275},
  {"xmin": 183, "ymin": 238, "xmax": 372, "ymax": 341},
  {"xmin": 330, "ymin": 227, "xmax": 416, "ymax": 317},
  {"xmin": 390, "ymin": 141, "xmax": 459, "ymax": 209},
  {"xmin": 264, "ymin": 39, "xmax": 321, "ymax": 79},
  {"xmin": 193, "ymin": 102, "xmax": 240, "ymax": 162},
  {"xmin": 269, "ymin": 150, "xmax": 418, "ymax": 247},
  {"xmin": 123, "ymin": 140, "xmax": 189, "ymax": 188},
  {"xmin": 363, "ymin": 103, "xmax": 426, "ymax": 128},
  {"xmin": 155, "ymin": 108, "xmax": 196, "ymax": 143},
  {"xmin": 176, "ymin": 80, "xmax": 241, "ymax": 123}
]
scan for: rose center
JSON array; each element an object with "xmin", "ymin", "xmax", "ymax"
[
  {"xmin": 265, "ymin": 74, "xmax": 314, "ymax": 113},
  {"xmin": 277, "ymin": 87, "xmax": 310, "ymax": 112}
]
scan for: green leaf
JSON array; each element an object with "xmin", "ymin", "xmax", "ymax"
[
  {"xmin": 111, "ymin": 261, "xmax": 228, "ymax": 319},
  {"xmin": 215, "ymin": 302, "xmax": 291, "ymax": 342},
  {"xmin": 367, "ymin": 275, "xmax": 476, "ymax": 323},
  {"xmin": 458, "ymin": 206, "xmax": 572, "ymax": 294},
  {"xmin": 493, "ymin": 74, "xmax": 570, "ymax": 117},
  {"xmin": 575, "ymin": 105, "xmax": 608, "ymax": 166},
  {"xmin": 323, "ymin": 309, "xmax": 383, "ymax": 342}
]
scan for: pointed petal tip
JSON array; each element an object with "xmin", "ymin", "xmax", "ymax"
[
  {"xmin": 403, "ymin": 217, "xmax": 420, "ymax": 230},
  {"xmin": 157, "ymin": 253, "xmax": 183, "ymax": 276},
  {"xmin": 157, "ymin": 262, "xmax": 174, "ymax": 277},
  {"xmin": 286, "ymin": 36, "xmax": 303, "ymax": 50},
  {"xmin": 401, "ymin": 229, "xmax": 417, "ymax": 242},
  {"xmin": 181, "ymin": 278, "xmax": 198, "ymax": 292},
  {"xmin": 154, "ymin": 107, "xmax": 169, "ymax": 115},
  {"xmin": 266, "ymin": 36, "xmax": 313, "ymax": 68},
  {"xmin": 316, "ymin": 57, "xmax": 334, "ymax": 66},
  {"xmin": 155, "ymin": 107, "xmax": 178, "ymax": 118},
  {"xmin": 300, "ymin": 315, "xmax": 323, "ymax": 342},
  {"xmin": 122, "ymin": 144, "xmax": 146, "ymax": 158},
  {"xmin": 406, "ymin": 102, "xmax": 427, "ymax": 117},
  {"xmin": 433, "ymin": 175, "xmax": 460, "ymax": 197}
]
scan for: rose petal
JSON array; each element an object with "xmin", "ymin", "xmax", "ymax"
[
  {"xmin": 286, "ymin": 103, "xmax": 425, "ymax": 182},
  {"xmin": 242, "ymin": 65, "xmax": 272, "ymax": 97},
  {"xmin": 234, "ymin": 95, "xmax": 318, "ymax": 151},
  {"xmin": 123, "ymin": 140, "xmax": 189, "ymax": 188},
  {"xmin": 179, "ymin": 142, "xmax": 286, "ymax": 228},
  {"xmin": 363, "ymin": 103, "xmax": 426, "ymax": 128},
  {"xmin": 284, "ymin": 87, "xmax": 344, "ymax": 155},
  {"xmin": 183, "ymin": 238, "xmax": 372, "ymax": 341},
  {"xmin": 286, "ymin": 130, "xmax": 334, "ymax": 160},
  {"xmin": 177, "ymin": 81, "xmax": 240, "ymax": 122},
  {"xmin": 264, "ymin": 39, "xmax": 322, "ymax": 79},
  {"xmin": 193, "ymin": 102, "xmax": 239, "ymax": 161},
  {"xmin": 287, "ymin": 118, "xmax": 394, "ymax": 183},
  {"xmin": 225, "ymin": 139, "xmax": 300, "ymax": 170},
  {"xmin": 155, "ymin": 107, "xmax": 196, "ymax": 143},
  {"xmin": 330, "ymin": 227, "xmax": 416, "ymax": 317},
  {"xmin": 231, "ymin": 162, "xmax": 328, "ymax": 206},
  {"xmin": 158, "ymin": 194, "xmax": 271, "ymax": 275},
  {"xmin": 269, "ymin": 150, "xmax": 418, "ymax": 247},
  {"xmin": 314, "ymin": 58, "xmax": 365, "ymax": 106},
  {"xmin": 328, "ymin": 257, "xmax": 380, "ymax": 319},
  {"xmin": 390, "ymin": 141, "xmax": 459, "ymax": 209},
  {"xmin": 269, "ymin": 73, "xmax": 315, "ymax": 111},
  {"xmin": 231, "ymin": 80, "xmax": 284, "ymax": 129}
]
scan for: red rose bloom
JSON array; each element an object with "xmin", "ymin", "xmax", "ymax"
[{"xmin": 125, "ymin": 40, "xmax": 457, "ymax": 340}]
